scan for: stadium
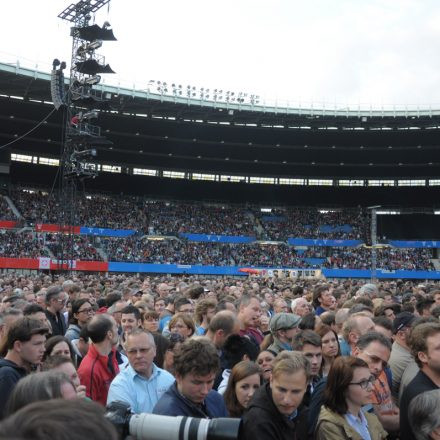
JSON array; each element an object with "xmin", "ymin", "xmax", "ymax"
[
  {"xmin": 3, "ymin": 2, "xmax": 440, "ymax": 440},
  {"xmin": 2, "ymin": 44, "xmax": 440, "ymax": 280}
]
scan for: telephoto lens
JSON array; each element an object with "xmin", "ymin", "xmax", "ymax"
[{"xmin": 105, "ymin": 401, "xmax": 242, "ymax": 440}]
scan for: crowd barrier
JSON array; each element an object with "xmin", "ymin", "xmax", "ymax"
[{"xmin": 1, "ymin": 257, "xmax": 439, "ymax": 279}]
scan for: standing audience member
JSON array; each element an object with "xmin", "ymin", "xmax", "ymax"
[
  {"xmin": 78, "ymin": 314, "xmax": 120, "ymax": 405},
  {"xmin": 0, "ymin": 317, "xmax": 48, "ymax": 417},
  {"xmin": 267, "ymin": 313, "xmax": 301, "ymax": 355},
  {"xmin": 44, "ymin": 286, "xmax": 67, "ymax": 336},
  {"xmin": 153, "ymin": 338, "xmax": 227, "ymax": 417},
  {"xmin": 223, "ymin": 360, "xmax": 262, "ymax": 417},
  {"xmin": 315, "ymin": 356, "xmax": 387, "ymax": 440},
  {"xmin": 4, "ymin": 371, "xmax": 77, "ymax": 416},
  {"xmin": 242, "ymin": 351, "xmax": 310, "ymax": 440},
  {"xmin": 400, "ymin": 323, "xmax": 440, "ymax": 440},
  {"xmin": 107, "ymin": 329, "xmax": 174, "ymax": 413},
  {"xmin": 316, "ymin": 324, "xmax": 340, "ymax": 377},
  {"xmin": 65, "ymin": 298, "xmax": 95, "ymax": 342},
  {"xmin": 408, "ymin": 389, "xmax": 440, "ymax": 440}
]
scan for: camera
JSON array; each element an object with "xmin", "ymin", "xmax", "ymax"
[{"xmin": 105, "ymin": 401, "xmax": 242, "ymax": 440}]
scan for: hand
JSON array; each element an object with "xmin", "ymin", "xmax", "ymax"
[{"xmin": 76, "ymin": 384, "xmax": 87, "ymax": 399}]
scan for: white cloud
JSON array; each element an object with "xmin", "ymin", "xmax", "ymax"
[{"xmin": 2, "ymin": 0, "xmax": 440, "ymax": 107}]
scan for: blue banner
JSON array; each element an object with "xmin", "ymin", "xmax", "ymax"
[
  {"xmin": 80, "ymin": 227, "xmax": 136, "ymax": 237},
  {"xmin": 302, "ymin": 258, "xmax": 326, "ymax": 265},
  {"xmin": 261, "ymin": 216, "xmax": 286, "ymax": 222},
  {"xmin": 288, "ymin": 238, "xmax": 362, "ymax": 247},
  {"xmin": 179, "ymin": 233, "xmax": 255, "ymax": 243},
  {"xmin": 389, "ymin": 240, "xmax": 440, "ymax": 248},
  {"xmin": 108, "ymin": 262, "xmax": 246, "ymax": 275},
  {"xmin": 107, "ymin": 262, "xmax": 440, "ymax": 279}
]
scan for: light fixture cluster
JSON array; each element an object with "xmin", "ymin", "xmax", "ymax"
[{"xmin": 147, "ymin": 80, "xmax": 260, "ymax": 106}]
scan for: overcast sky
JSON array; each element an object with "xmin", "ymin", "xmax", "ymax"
[{"xmin": 2, "ymin": 0, "xmax": 439, "ymax": 108}]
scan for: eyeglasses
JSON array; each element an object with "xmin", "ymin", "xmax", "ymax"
[
  {"xmin": 78, "ymin": 308, "xmax": 94, "ymax": 315},
  {"xmin": 56, "ymin": 298, "xmax": 67, "ymax": 304},
  {"xmin": 349, "ymin": 375, "xmax": 375, "ymax": 390}
]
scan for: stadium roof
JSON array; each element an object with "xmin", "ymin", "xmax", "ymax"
[{"xmin": 1, "ymin": 60, "xmax": 440, "ymax": 205}]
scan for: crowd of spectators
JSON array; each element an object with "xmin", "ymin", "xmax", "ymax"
[
  {"xmin": 0, "ymin": 230, "xmax": 435, "ymax": 271},
  {"xmin": 0, "ymin": 273, "xmax": 440, "ymax": 440},
  {"xmin": 0, "ymin": 197, "xmax": 15, "ymax": 222},
  {"xmin": 102, "ymin": 237, "xmax": 234, "ymax": 265},
  {"xmin": 0, "ymin": 231, "xmax": 49, "ymax": 258},
  {"xmin": 145, "ymin": 201, "xmax": 255, "ymax": 236},
  {"xmin": 45, "ymin": 234, "xmax": 103, "ymax": 261},
  {"xmin": 259, "ymin": 207, "xmax": 368, "ymax": 241},
  {"xmin": 325, "ymin": 247, "xmax": 435, "ymax": 271}
]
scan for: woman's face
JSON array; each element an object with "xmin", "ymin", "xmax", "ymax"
[
  {"xmin": 321, "ymin": 331, "xmax": 338, "ymax": 358},
  {"xmin": 257, "ymin": 351, "xmax": 276, "ymax": 381},
  {"xmin": 51, "ymin": 341, "xmax": 71, "ymax": 359},
  {"xmin": 235, "ymin": 373, "xmax": 261, "ymax": 409},
  {"xmin": 143, "ymin": 317, "xmax": 159, "ymax": 333},
  {"xmin": 170, "ymin": 319, "xmax": 192, "ymax": 339},
  {"xmin": 346, "ymin": 367, "xmax": 374, "ymax": 410}
]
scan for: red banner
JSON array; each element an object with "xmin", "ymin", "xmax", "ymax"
[
  {"xmin": 35, "ymin": 224, "xmax": 81, "ymax": 234},
  {"xmin": 0, "ymin": 221, "xmax": 18, "ymax": 229},
  {"xmin": 0, "ymin": 257, "xmax": 108, "ymax": 272}
]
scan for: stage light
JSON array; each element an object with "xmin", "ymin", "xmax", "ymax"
[{"xmin": 73, "ymin": 23, "xmax": 117, "ymax": 41}]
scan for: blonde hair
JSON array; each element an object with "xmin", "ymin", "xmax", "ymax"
[{"xmin": 271, "ymin": 351, "xmax": 310, "ymax": 380}]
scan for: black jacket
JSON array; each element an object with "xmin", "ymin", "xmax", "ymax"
[
  {"xmin": 242, "ymin": 383, "xmax": 310, "ymax": 440},
  {"xmin": 0, "ymin": 358, "xmax": 27, "ymax": 418},
  {"xmin": 45, "ymin": 309, "xmax": 67, "ymax": 336}
]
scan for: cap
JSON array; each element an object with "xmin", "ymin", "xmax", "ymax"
[
  {"xmin": 392, "ymin": 312, "xmax": 416, "ymax": 334},
  {"xmin": 270, "ymin": 313, "xmax": 301, "ymax": 333}
]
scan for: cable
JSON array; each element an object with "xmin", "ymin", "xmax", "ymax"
[{"xmin": 0, "ymin": 107, "xmax": 57, "ymax": 150}]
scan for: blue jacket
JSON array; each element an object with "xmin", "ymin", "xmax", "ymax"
[{"xmin": 152, "ymin": 382, "xmax": 228, "ymax": 418}]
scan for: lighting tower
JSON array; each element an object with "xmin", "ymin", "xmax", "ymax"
[{"xmin": 53, "ymin": 0, "xmax": 116, "ymax": 271}]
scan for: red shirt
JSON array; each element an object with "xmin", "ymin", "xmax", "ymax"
[{"xmin": 78, "ymin": 344, "xmax": 119, "ymax": 405}]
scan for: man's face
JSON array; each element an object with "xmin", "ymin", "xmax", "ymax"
[
  {"xmin": 154, "ymin": 299, "xmax": 165, "ymax": 314},
  {"xmin": 274, "ymin": 299, "xmax": 288, "ymax": 314},
  {"xmin": 264, "ymin": 292, "xmax": 274, "ymax": 306},
  {"xmin": 434, "ymin": 294, "xmax": 440, "ymax": 306},
  {"xmin": 270, "ymin": 371, "xmax": 308, "ymax": 416},
  {"xmin": 383, "ymin": 295, "xmax": 393, "ymax": 306},
  {"xmin": 177, "ymin": 303, "xmax": 193, "ymax": 314},
  {"xmin": 294, "ymin": 299, "xmax": 309, "ymax": 317},
  {"xmin": 383, "ymin": 308, "xmax": 395, "ymax": 322},
  {"xmin": 349, "ymin": 317, "xmax": 375, "ymax": 346},
  {"xmin": 176, "ymin": 371, "xmax": 216, "ymax": 404},
  {"xmin": 354, "ymin": 341, "xmax": 391, "ymax": 377},
  {"xmin": 126, "ymin": 333, "xmax": 156, "ymax": 377},
  {"xmin": 319, "ymin": 290, "xmax": 333, "ymax": 308},
  {"xmin": 51, "ymin": 293, "xmax": 68, "ymax": 312},
  {"xmin": 302, "ymin": 344, "xmax": 322, "ymax": 377},
  {"xmin": 240, "ymin": 298, "xmax": 261, "ymax": 328},
  {"xmin": 121, "ymin": 313, "xmax": 141, "ymax": 335},
  {"xmin": 419, "ymin": 332, "xmax": 440, "ymax": 374},
  {"xmin": 25, "ymin": 293, "xmax": 36, "ymax": 304},
  {"xmin": 17, "ymin": 333, "xmax": 46, "ymax": 365}
]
